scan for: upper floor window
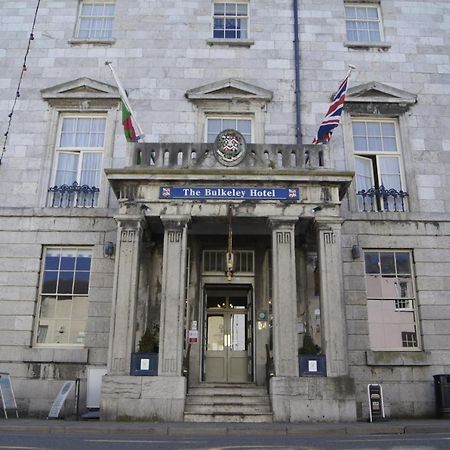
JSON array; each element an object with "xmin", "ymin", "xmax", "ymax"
[
  {"xmin": 76, "ymin": 1, "xmax": 115, "ymax": 39},
  {"xmin": 365, "ymin": 251, "xmax": 419, "ymax": 351},
  {"xmin": 352, "ymin": 119, "xmax": 406, "ymax": 212},
  {"xmin": 35, "ymin": 247, "xmax": 92, "ymax": 346},
  {"xmin": 207, "ymin": 117, "xmax": 252, "ymax": 143},
  {"xmin": 213, "ymin": 2, "xmax": 249, "ymax": 39},
  {"xmin": 345, "ymin": 4, "xmax": 382, "ymax": 43},
  {"xmin": 50, "ymin": 116, "xmax": 105, "ymax": 207}
]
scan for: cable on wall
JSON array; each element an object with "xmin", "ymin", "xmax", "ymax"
[{"xmin": 0, "ymin": 0, "xmax": 42, "ymax": 165}]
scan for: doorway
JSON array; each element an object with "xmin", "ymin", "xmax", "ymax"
[{"xmin": 203, "ymin": 286, "xmax": 253, "ymax": 383}]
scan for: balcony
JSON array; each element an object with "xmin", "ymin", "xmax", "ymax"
[
  {"xmin": 131, "ymin": 142, "xmax": 330, "ymax": 171},
  {"xmin": 48, "ymin": 182, "xmax": 99, "ymax": 208},
  {"xmin": 357, "ymin": 186, "xmax": 408, "ymax": 212}
]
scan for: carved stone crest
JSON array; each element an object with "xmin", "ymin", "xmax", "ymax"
[{"xmin": 213, "ymin": 129, "xmax": 247, "ymax": 166}]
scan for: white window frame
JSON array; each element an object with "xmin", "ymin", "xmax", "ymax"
[
  {"xmin": 75, "ymin": 0, "xmax": 116, "ymax": 40},
  {"xmin": 212, "ymin": 1, "xmax": 249, "ymax": 40},
  {"xmin": 50, "ymin": 114, "xmax": 106, "ymax": 208},
  {"xmin": 344, "ymin": 3, "xmax": 384, "ymax": 43},
  {"xmin": 205, "ymin": 115, "xmax": 253, "ymax": 143},
  {"xmin": 34, "ymin": 247, "xmax": 93, "ymax": 348},
  {"xmin": 364, "ymin": 250, "xmax": 420, "ymax": 352},
  {"xmin": 352, "ymin": 118, "xmax": 406, "ymax": 212}
]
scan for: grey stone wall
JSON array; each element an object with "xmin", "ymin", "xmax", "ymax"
[{"xmin": 0, "ymin": 0, "xmax": 449, "ymax": 418}]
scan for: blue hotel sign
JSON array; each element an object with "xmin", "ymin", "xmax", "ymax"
[{"xmin": 160, "ymin": 187, "xmax": 300, "ymax": 201}]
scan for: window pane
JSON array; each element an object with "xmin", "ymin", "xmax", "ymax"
[
  {"xmin": 80, "ymin": 152, "xmax": 102, "ymax": 187},
  {"xmin": 74, "ymin": 271, "xmax": 90, "ymax": 295},
  {"xmin": 40, "ymin": 296, "xmax": 56, "ymax": 319},
  {"xmin": 365, "ymin": 253, "xmax": 380, "ymax": 274},
  {"xmin": 380, "ymin": 253, "xmax": 395, "ymax": 274},
  {"xmin": 45, "ymin": 251, "xmax": 60, "ymax": 270},
  {"xmin": 60, "ymin": 251, "xmax": 76, "ymax": 270},
  {"xmin": 225, "ymin": 3, "xmax": 237, "ymax": 15},
  {"xmin": 76, "ymin": 253, "xmax": 92, "ymax": 270},
  {"xmin": 345, "ymin": 7, "xmax": 356, "ymax": 19},
  {"xmin": 236, "ymin": 4, "xmax": 248, "ymax": 15},
  {"xmin": 58, "ymin": 271, "xmax": 74, "ymax": 293},
  {"xmin": 366, "ymin": 7, "xmax": 379, "ymax": 19},
  {"xmin": 223, "ymin": 119, "xmax": 236, "ymax": 130},
  {"xmin": 42, "ymin": 271, "xmax": 58, "ymax": 294},
  {"xmin": 396, "ymin": 252, "xmax": 411, "ymax": 274},
  {"xmin": 237, "ymin": 120, "xmax": 251, "ymax": 134},
  {"xmin": 214, "ymin": 3, "xmax": 225, "ymax": 14}
]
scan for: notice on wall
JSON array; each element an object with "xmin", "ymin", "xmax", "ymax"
[
  {"xmin": 188, "ymin": 330, "xmax": 198, "ymax": 344},
  {"xmin": 48, "ymin": 381, "xmax": 75, "ymax": 419},
  {"xmin": 0, "ymin": 373, "xmax": 19, "ymax": 419}
]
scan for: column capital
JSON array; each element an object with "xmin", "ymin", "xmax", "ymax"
[
  {"xmin": 267, "ymin": 216, "xmax": 298, "ymax": 230},
  {"xmin": 314, "ymin": 217, "xmax": 344, "ymax": 231},
  {"xmin": 161, "ymin": 215, "xmax": 191, "ymax": 230}
]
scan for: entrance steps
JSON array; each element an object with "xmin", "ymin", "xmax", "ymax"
[{"xmin": 184, "ymin": 383, "xmax": 273, "ymax": 423}]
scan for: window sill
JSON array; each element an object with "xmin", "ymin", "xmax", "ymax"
[
  {"xmin": 206, "ymin": 38, "xmax": 254, "ymax": 47},
  {"xmin": 366, "ymin": 350, "xmax": 431, "ymax": 366},
  {"xmin": 23, "ymin": 347, "xmax": 88, "ymax": 363},
  {"xmin": 68, "ymin": 38, "xmax": 116, "ymax": 46},
  {"xmin": 344, "ymin": 41, "xmax": 391, "ymax": 49}
]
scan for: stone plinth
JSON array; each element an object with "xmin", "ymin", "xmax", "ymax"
[
  {"xmin": 101, "ymin": 375, "xmax": 186, "ymax": 421},
  {"xmin": 270, "ymin": 376, "xmax": 357, "ymax": 422}
]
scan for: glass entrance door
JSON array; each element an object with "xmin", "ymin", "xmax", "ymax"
[{"xmin": 204, "ymin": 288, "xmax": 252, "ymax": 383}]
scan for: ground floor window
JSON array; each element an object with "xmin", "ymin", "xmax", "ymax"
[
  {"xmin": 365, "ymin": 250, "xmax": 419, "ymax": 350},
  {"xmin": 35, "ymin": 247, "xmax": 92, "ymax": 346}
]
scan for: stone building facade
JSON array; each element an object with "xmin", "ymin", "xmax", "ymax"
[{"xmin": 0, "ymin": 0, "xmax": 449, "ymax": 421}]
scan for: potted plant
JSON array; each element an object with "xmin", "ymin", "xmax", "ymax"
[
  {"xmin": 298, "ymin": 331, "xmax": 326, "ymax": 376},
  {"xmin": 130, "ymin": 325, "xmax": 159, "ymax": 376}
]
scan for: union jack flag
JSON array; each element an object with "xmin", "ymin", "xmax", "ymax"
[{"xmin": 312, "ymin": 73, "xmax": 350, "ymax": 144}]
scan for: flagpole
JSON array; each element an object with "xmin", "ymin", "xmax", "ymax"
[
  {"xmin": 346, "ymin": 64, "xmax": 357, "ymax": 79},
  {"xmin": 105, "ymin": 61, "xmax": 145, "ymax": 139}
]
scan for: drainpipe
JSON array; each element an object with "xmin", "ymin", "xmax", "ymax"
[{"xmin": 293, "ymin": 0, "xmax": 302, "ymax": 144}]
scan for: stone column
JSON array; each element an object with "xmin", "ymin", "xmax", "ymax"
[
  {"xmin": 158, "ymin": 215, "xmax": 190, "ymax": 376},
  {"xmin": 316, "ymin": 220, "xmax": 348, "ymax": 377},
  {"xmin": 268, "ymin": 217, "xmax": 299, "ymax": 377},
  {"xmin": 107, "ymin": 213, "xmax": 145, "ymax": 375}
]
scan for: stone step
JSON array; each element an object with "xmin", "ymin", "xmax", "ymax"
[
  {"xmin": 184, "ymin": 383, "xmax": 272, "ymax": 423},
  {"xmin": 187, "ymin": 386, "xmax": 268, "ymax": 397},
  {"xmin": 185, "ymin": 395, "xmax": 270, "ymax": 405},
  {"xmin": 184, "ymin": 404, "xmax": 271, "ymax": 414},
  {"xmin": 184, "ymin": 412, "xmax": 273, "ymax": 423}
]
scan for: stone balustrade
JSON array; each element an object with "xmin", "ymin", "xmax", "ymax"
[{"xmin": 131, "ymin": 143, "xmax": 329, "ymax": 170}]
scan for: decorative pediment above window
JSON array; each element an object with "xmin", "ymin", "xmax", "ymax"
[
  {"xmin": 346, "ymin": 81, "xmax": 417, "ymax": 114},
  {"xmin": 186, "ymin": 78, "xmax": 273, "ymax": 103},
  {"xmin": 41, "ymin": 77, "xmax": 120, "ymax": 107}
]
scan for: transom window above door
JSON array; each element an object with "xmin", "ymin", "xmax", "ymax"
[{"xmin": 206, "ymin": 118, "xmax": 252, "ymax": 143}]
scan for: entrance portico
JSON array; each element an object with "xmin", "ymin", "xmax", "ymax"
[{"xmin": 101, "ymin": 141, "xmax": 356, "ymax": 422}]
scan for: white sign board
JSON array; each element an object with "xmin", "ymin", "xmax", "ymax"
[
  {"xmin": 0, "ymin": 373, "xmax": 19, "ymax": 418},
  {"xmin": 48, "ymin": 381, "xmax": 75, "ymax": 419}
]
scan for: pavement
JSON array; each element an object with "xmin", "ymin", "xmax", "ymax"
[{"xmin": 0, "ymin": 418, "xmax": 449, "ymax": 437}]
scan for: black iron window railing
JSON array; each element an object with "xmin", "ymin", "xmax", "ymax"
[
  {"xmin": 48, "ymin": 181, "xmax": 99, "ymax": 208},
  {"xmin": 357, "ymin": 186, "xmax": 408, "ymax": 212}
]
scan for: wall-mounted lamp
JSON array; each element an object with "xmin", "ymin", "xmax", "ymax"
[
  {"xmin": 352, "ymin": 244, "xmax": 361, "ymax": 260},
  {"xmin": 104, "ymin": 241, "xmax": 115, "ymax": 257},
  {"xmin": 311, "ymin": 206, "xmax": 322, "ymax": 213}
]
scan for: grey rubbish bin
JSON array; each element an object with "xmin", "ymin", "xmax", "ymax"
[{"xmin": 433, "ymin": 374, "xmax": 450, "ymax": 418}]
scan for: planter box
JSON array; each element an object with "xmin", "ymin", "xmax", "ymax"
[
  {"xmin": 130, "ymin": 352, "xmax": 158, "ymax": 376},
  {"xmin": 299, "ymin": 355, "xmax": 327, "ymax": 376}
]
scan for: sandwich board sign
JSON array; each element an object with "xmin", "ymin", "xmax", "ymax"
[
  {"xmin": 368, "ymin": 383, "xmax": 385, "ymax": 422},
  {"xmin": 0, "ymin": 373, "xmax": 19, "ymax": 419},
  {"xmin": 48, "ymin": 381, "xmax": 75, "ymax": 419}
]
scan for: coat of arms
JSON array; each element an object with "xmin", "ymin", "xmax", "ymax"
[{"xmin": 213, "ymin": 129, "xmax": 247, "ymax": 166}]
